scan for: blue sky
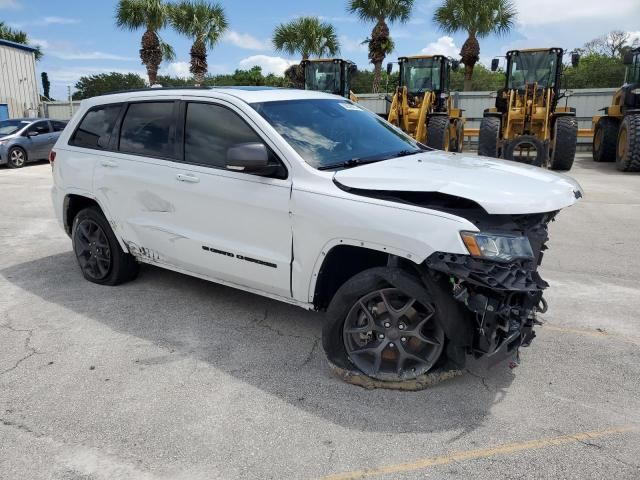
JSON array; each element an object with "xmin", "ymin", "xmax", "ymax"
[{"xmin": 1, "ymin": 0, "xmax": 639, "ymax": 99}]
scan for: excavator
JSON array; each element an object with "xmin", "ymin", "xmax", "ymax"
[
  {"xmin": 478, "ymin": 48, "xmax": 579, "ymax": 170},
  {"xmin": 592, "ymin": 46, "xmax": 640, "ymax": 171},
  {"xmin": 300, "ymin": 59, "xmax": 359, "ymax": 102},
  {"xmin": 386, "ymin": 55, "xmax": 464, "ymax": 151}
]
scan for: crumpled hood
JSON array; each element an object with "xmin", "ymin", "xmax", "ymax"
[{"xmin": 334, "ymin": 151, "xmax": 584, "ymax": 214}]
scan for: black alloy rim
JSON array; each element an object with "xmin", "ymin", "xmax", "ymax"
[{"xmin": 74, "ymin": 219, "xmax": 112, "ymax": 280}]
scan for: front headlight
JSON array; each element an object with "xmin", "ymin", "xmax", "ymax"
[
  {"xmin": 460, "ymin": 231, "xmax": 534, "ymax": 262},
  {"xmin": 0, "ymin": 140, "xmax": 7, "ymax": 146}
]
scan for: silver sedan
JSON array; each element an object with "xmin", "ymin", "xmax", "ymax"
[{"xmin": 0, "ymin": 118, "xmax": 67, "ymax": 168}]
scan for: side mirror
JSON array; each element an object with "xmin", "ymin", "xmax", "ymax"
[
  {"xmin": 571, "ymin": 52, "xmax": 580, "ymax": 68},
  {"xmin": 386, "ymin": 62, "xmax": 393, "ymax": 75},
  {"xmin": 623, "ymin": 51, "xmax": 634, "ymax": 65},
  {"xmin": 26, "ymin": 130, "xmax": 39, "ymax": 137},
  {"xmin": 451, "ymin": 60, "xmax": 460, "ymax": 71},
  {"xmin": 490, "ymin": 59, "xmax": 499, "ymax": 72},
  {"xmin": 349, "ymin": 63, "xmax": 358, "ymax": 75},
  {"xmin": 226, "ymin": 142, "xmax": 269, "ymax": 173}
]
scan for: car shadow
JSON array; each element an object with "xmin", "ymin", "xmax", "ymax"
[{"xmin": 1, "ymin": 251, "xmax": 514, "ymax": 435}]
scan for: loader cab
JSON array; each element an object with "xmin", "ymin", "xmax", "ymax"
[
  {"xmin": 623, "ymin": 48, "xmax": 640, "ymax": 86},
  {"xmin": 301, "ymin": 59, "xmax": 357, "ymax": 98},
  {"xmin": 398, "ymin": 55, "xmax": 456, "ymax": 111},
  {"xmin": 504, "ymin": 48, "xmax": 564, "ymax": 94}
]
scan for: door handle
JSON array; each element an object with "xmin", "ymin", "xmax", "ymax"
[
  {"xmin": 176, "ymin": 173, "xmax": 200, "ymax": 183},
  {"xmin": 100, "ymin": 159, "xmax": 118, "ymax": 168}
]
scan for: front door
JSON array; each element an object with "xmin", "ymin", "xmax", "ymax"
[
  {"xmin": 24, "ymin": 121, "xmax": 52, "ymax": 159},
  {"xmin": 164, "ymin": 99, "xmax": 292, "ymax": 297}
]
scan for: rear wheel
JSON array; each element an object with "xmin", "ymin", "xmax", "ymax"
[
  {"xmin": 478, "ymin": 116, "xmax": 501, "ymax": 157},
  {"xmin": 323, "ymin": 268, "xmax": 445, "ymax": 382},
  {"xmin": 72, "ymin": 207, "xmax": 139, "ymax": 285},
  {"xmin": 592, "ymin": 117, "xmax": 618, "ymax": 162},
  {"xmin": 616, "ymin": 114, "xmax": 640, "ymax": 172},
  {"xmin": 426, "ymin": 116, "xmax": 451, "ymax": 151},
  {"xmin": 7, "ymin": 147, "xmax": 27, "ymax": 168},
  {"xmin": 503, "ymin": 135, "xmax": 547, "ymax": 167},
  {"xmin": 549, "ymin": 116, "xmax": 578, "ymax": 171}
]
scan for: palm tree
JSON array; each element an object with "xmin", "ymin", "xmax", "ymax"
[
  {"xmin": 272, "ymin": 16, "xmax": 339, "ymax": 61},
  {"xmin": 347, "ymin": 0, "xmax": 414, "ymax": 93},
  {"xmin": 170, "ymin": 0, "xmax": 228, "ymax": 86},
  {"xmin": 0, "ymin": 21, "xmax": 42, "ymax": 60},
  {"xmin": 434, "ymin": 0, "xmax": 516, "ymax": 91},
  {"xmin": 115, "ymin": 0, "xmax": 175, "ymax": 86}
]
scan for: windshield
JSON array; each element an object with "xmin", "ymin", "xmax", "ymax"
[
  {"xmin": 252, "ymin": 99, "xmax": 422, "ymax": 169},
  {"xmin": 0, "ymin": 119, "xmax": 29, "ymax": 136},
  {"xmin": 305, "ymin": 62, "xmax": 341, "ymax": 94},
  {"xmin": 401, "ymin": 58, "xmax": 441, "ymax": 93},
  {"xmin": 507, "ymin": 51, "xmax": 558, "ymax": 89}
]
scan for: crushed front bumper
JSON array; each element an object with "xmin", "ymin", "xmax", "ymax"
[{"xmin": 424, "ymin": 213, "xmax": 555, "ymax": 368}]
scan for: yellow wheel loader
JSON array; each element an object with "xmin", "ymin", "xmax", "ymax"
[
  {"xmin": 479, "ymin": 48, "xmax": 579, "ymax": 170},
  {"xmin": 592, "ymin": 47, "xmax": 640, "ymax": 171},
  {"xmin": 301, "ymin": 59, "xmax": 359, "ymax": 102},
  {"xmin": 386, "ymin": 55, "xmax": 465, "ymax": 152}
]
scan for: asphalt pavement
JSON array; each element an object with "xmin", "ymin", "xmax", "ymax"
[{"xmin": 1, "ymin": 154, "xmax": 639, "ymax": 480}]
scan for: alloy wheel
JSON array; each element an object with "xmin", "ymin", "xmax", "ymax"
[
  {"xmin": 343, "ymin": 288, "xmax": 444, "ymax": 380},
  {"xmin": 9, "ymin": 149, "xmax": 25, "ymax": 167},
  {"xmin": 74, "ymin": 219, "xmax": 112, "ymax": 281}
]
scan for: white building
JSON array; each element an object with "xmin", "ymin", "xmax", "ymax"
[{"xmin": 0, "ymin": 38, "xmax": 39, "ymax": 119}]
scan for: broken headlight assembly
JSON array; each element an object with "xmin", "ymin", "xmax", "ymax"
[{"xmin": 460, "ymin": 231, "xmax": 534, "ymax": 262}]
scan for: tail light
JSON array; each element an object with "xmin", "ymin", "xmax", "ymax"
[{"xmin": 48, "ymin": 150, "xmax": 56, "ymax": 169}]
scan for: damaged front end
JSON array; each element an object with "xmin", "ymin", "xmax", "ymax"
[{"xmin": 425, "ymin": 211, "xmax": 556, "ymax": 368}]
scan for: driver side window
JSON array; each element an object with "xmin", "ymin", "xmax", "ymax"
[
  {"xmin": 26, "ymin": 121, "xmax": 50, "ymax": 135},
  {"xmin": 184, "ymin": 102, "xmax": 282, "ymax": 174}
]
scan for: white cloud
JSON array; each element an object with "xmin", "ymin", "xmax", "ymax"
[
  {"xmin": 238, "ymin": 55, "xmax": 297, "ymax": 75},
  {"xmin": 421, "ymin": 36, "xmax": 459, "ymax": 58},
  {"xmin": 28, "ymin": 38, "xmax": 134, "ymax": 61},
  {"xmin": 42, "ymin": 16, "xmax": 79, "ymax": 25},
  {"xmin": 162, "ymin": 61, "xmax": 191, "ymax": 78},
  {"xmin": 30, "ymin": 38, "xmax": 49, "ymax": 49},
  {"xmin": 223, "ymin": 30, "xmax": 269, "ymax": 50},
  {"xmin": 0, "ymin": 0, "xmax": 20, "ymax": 9},
  {"xmin": 629, "ymin": 31, "xmax": 640, "ymax": 46},
  {"xmin": 513, "ymin": 0, "xmax": 640, "ymax": 26}
]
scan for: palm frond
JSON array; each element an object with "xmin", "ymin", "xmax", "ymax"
[
  {"xmin": 170, "ymin": 0, "xmax": 228, "ymax": 48},
  {"xmin": 347, "ymin": 0, "xmax": 415, "ymax": 24},
  {"xmin": 272, "ymin": 16, "xmax": 340, "ymax": 59}
]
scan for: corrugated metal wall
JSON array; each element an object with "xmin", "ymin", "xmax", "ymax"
[{"xmin": 0, "ymin": 44, "xmax": 39, "ymax": 118}]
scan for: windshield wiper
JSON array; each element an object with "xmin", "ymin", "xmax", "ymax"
[{"xmin": 317, "ymin": 158, "xmax": 382, "ymax": 171}]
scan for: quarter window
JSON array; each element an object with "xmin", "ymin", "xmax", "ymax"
[
  {"xmin": 185, "ymin": 102, "xmax": 266, "ymax": 168},
  {"xmin": 70, "ymin": 104, "xmax": 121, "ymax": 149},
  {"xmin": 52, "ymin": 121, "xmax": 67, "ymax": 132},
  {"xmin": 119, "ymin": 102, "xmax": 175, "ymax": 157}
]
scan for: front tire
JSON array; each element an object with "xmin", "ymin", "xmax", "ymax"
[
  {"xmin": 7, "ymin": 147, "xmax": 27, "ymax": 168},
  {"xmin": 478, "ymin": 116, "xmax": 501, "ymax": 157},
  {"xmin": 72, "ymin": 207, "xmax": 139, "ymax": 285},
  {"xmin": 616, "ymin": 114, "xmax": 640, "ymax": 172},
  {"xmin": 592, "ymin": 117, "xmax": 618, "ymax": 162},
  {"xmin": 426, "ymin": 116, "xmax": 451, "ymax": 151},
  {"xmin": 549, "ymin": 116, "xmax": 578, "ymax": 171},
  {"xmin": 323, "ymin": 268, "xmax": 445, "ymax": 382}
]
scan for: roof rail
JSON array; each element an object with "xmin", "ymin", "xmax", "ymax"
[{"xmin": 96, "ymin": 86, "xmax": 213, "ymax": 97}]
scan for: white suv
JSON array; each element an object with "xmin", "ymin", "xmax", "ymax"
[{"xmin": 51, "ymin": 87, "xmax": 582, "ymax": 383}]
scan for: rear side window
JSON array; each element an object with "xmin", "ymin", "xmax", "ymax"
[
  {"xmin": 185, "ymin": 102, "xmax": 264, "ymax": 168},
  {"xmin": 70, "ymin": 105, "xmax": 121, "ymax": 149},
  {"xmin": 27, "ymin": 121, "xmax": 51, "ymax": 135},
  {"xmin": 52, "ymin": 121, "xmax": 67, "ymax": 132},
  {"xmin": 119, "ymin": 102, "xmax": 175, "ymax": 158}
]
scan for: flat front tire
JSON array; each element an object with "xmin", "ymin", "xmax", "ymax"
[
  {"xmin": 323, "ymin": 268, "xmax": 445, "ymax": 382},
  {"xmin": 72, "ymin": 207, "xmax": 139, "ymax": 285}
]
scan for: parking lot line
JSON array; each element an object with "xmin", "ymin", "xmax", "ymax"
[{"xmin": 316, "ymin": 426, "xmax": 635, "ymax": 480}]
